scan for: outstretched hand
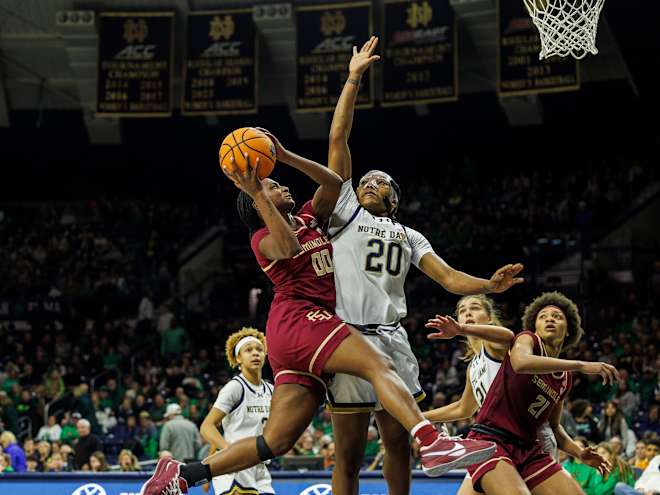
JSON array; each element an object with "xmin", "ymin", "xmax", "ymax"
[
  {"xmin": 579, "ymin": 447, "xmax": 611, "ymax": 476},
  {"xmin": 221, "ymin": 154, "xmax": 263, "ymax": 198},
  {"xmin": 426, "ymin": 315, "xmax": 462, "ymax": 340},
  {"xmin": 578, "ymin": 361, "xmax": 621, "ymax": 386},
  {"xmin": 487, "ymin": 263, "xmax": 524, "ymax": 293},
  {"xmin": 349, "ymin": 36, "xmax": 380, "ymax": 78}
]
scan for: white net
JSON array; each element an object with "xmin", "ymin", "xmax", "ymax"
[{"xmin": 523, "ymin": 0, "xmax": 606, "ymax": 60}]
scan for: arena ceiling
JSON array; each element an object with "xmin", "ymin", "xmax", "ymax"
[{"xmin": 0, "ymin": 0, "xmax": 638, "ymax": 143}]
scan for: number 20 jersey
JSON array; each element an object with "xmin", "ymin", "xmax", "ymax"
[
  {"xmin": 474, "ymin": 331, "xmax": 572, "ymax": 444},
  {"xmin": 327, "ymin": 180, "xmax": 436, "ymax": 326}
]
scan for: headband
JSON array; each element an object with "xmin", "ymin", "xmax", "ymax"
[{"xmin": 234, "ymin": 336, "xmax": 261, "ymax": 357}]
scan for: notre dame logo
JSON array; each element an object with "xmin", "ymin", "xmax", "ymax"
[
  {"xmin": 123, "ymin": 18, "xmax": 148, "ymax": 44},
  {"xmin": 320, "ymin": 10, "xmax": 346, "ymax": 37},
  {"xmin": 406, "ymin": 1, "xmax": 433, "ymax": 29},
  {"xmin": 209, "ymin": 15, "xmax": 234, "ymax": 41}
]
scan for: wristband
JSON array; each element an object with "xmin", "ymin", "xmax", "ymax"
[{"xmin": 347, "ymin": 77, "xmax": 361, "ymax": 86}]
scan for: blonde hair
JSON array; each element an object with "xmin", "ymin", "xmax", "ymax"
[
  {"xmin": 118, "ymin": 449, "xmax": 140, "ymax": 471},
  {"xmin": 0, "ymin": 431, "xmax": 17, "ymax": 447},
  {"xmin": 454, "ymin": 295, "xmax": 503, "ymax": 362},
  {"xmin": 598, "ymin": 442, "xmax": 633, "ymax": 481},
  {"xmin": 225, "ymin": 327, "xmax": 267, "ymax": 369}
]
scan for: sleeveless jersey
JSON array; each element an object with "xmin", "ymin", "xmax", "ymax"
[
  {"xmin": 468, "ymin": 344, "xmax": 503, "ymax": 407},
  {"xmin": 474, "ymin": 331, "xmax": 572, "ymax": 443},
  {"xmin": 327, "ymin": 181, "xmax": 436, "ymax": 326},
  {"xmin": 212, "ymin": 375, "xmax": 273, "ymax": 444},
  {"xmin": 251, "ymin": 200, "xmax": 335, "ymax": 311}
]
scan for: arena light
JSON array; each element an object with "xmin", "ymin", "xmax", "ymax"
[
  {"xmin": 55, "ymin": 10, "xmax": 95, "ymax": 27},
  {"xmin": 253, "ymin": 3, "xmax": 291, "ymax": 21}
]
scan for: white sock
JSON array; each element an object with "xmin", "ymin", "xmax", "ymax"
[{"xmin": 410, "ymin": 419, "xmax": 432, "ymax": 438}]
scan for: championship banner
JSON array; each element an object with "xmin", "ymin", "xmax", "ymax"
[
  {"xmin": 97, "ymin": 13, "xmax": 174, "ymax": 116},
  {"xmin": 296, "ymin": 2, "xmax": 373, "ymax": 112},
  {"xmin": 382, "ymin": 0, "xmax": 458, "ymax": 106},
  {"xmin": 498, "ymin": 0, "xmax": 579, "ymax": 96},
  {"xmin": 183, "ymin": 10, "xmax": 258, "ymax": 115}
]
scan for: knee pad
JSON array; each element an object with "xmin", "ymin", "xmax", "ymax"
[{"xmin": 256, "ymin": 435, "xmax": 274, "ymax": 461}]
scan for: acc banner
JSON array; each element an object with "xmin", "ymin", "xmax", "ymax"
[
  {"xmin": 498, "ymin": 0, "xmax": 579, "ymax": 96},
  {"xmin": 383, "ymin": 0, "xmax": 457, "ymax": 106},
  {"xmin": 183, "ymin": 10, "xmax": 258, "ymax": 115},
  {"xmin": 97, "ymin": 12, "xmax": 174, "ymax": 116},
  {"xmin": 296, "ymin": 2, "xmax": 373, "ymax": 111}
]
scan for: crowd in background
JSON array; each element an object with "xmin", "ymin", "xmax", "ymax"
[{"xmin": 0, "ymin": 155, "xmax": 658, "ymax": 495}]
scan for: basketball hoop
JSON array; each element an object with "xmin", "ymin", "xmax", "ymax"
[{"xmin": 523, "ymin": 0, "xmax": 606, "ymax": 60}]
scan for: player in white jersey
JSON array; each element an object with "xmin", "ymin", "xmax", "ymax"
[
  {"xmin": 424, "ymin": 295, "xmax": 558, "ymax": 495},
  {"xmin": 200, "ymin": 328, "xmax": 274, "ymax": 495},
  {"xmin": 325, "ymin": 36, "xmax": 525, "ymax": 495}
]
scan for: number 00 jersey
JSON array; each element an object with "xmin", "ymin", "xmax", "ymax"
[
  {"xmin": 469, "ymin": 344, "xmax": 503, "ymax": 407},
  {"xmin": 474, "ymin": 331, "xmax": 572, "ymax": 443},
  {"xmin": 327, "ymin": 180, "xmax": 436, "ymax": 326}
]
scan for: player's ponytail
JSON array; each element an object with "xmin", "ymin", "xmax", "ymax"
[{"xmin": 236, "ymin": 191, "xmax": 263, "ymax": 236}]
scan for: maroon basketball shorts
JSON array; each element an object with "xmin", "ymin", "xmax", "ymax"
[{"xmin": 266, "ymin": 300, "xmax": 351, "ymax": 397}]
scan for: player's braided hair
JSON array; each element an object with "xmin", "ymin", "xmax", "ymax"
[
  {"xmin": 236, "ymin": 191, "xmax": 263, "ymax": 236},
  {"xmin": 225, "ymin": 327, "xmax": 267, "ymax": 369},
  {"xmin": 453, "ymin": 295, "xmax": 503, "ymax": 362},
  {"xmin": 521, "ymin": 291, "xmax": 584, "ymax": 351}
]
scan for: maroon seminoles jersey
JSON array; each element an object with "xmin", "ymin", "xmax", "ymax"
[
  {"xmin": 474, "ymin": 331, "xmax": 572, "ymax": 444},
  {"xmin": 250, "ymin": 200, "xmax": 335, "ymax": 311}
]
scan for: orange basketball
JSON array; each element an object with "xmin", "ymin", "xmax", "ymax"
[{"xmin": 219, "ymin": 127, "xmax": 276, "ymax": 180}]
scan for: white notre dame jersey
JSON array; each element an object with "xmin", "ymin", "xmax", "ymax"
[
  {"xmin": 468, "ymin": 344, "xmax": 502, "ymax": 408},
  {"xmin": 327, "ymin": 180, "xmax": 436, "ymax": 325},
  {"xmin": 213, "ymin": 374, "xmax": 273, "ymax": 444}
]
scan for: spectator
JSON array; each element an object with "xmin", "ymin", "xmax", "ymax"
[
  {"xmin": 46, "ymin": 452, "xmax": 66, "ymax": 472},
  {"xmin": 364, "ymin": 426, "xmax": 380, "ymax": 461},
  {"xmin": 636, "ymin": 404, "xmax": 660, "ymax": 439},
  {"xmin": 600, "ymin": 401, "xmax": 635, "ymax": 458},
  {"xmin": 574, "ymin": 399, "xmax": 602, "ymax": 443},
  {"xmin": 36, "ymin": 441, "xmax": 51, "ymax": 466},
  {"xmin": 0, "ymin": 431, "xmax": 26, "ymax": 472},
  {"xmin": 0, "ymin": 453, "xmax": 14, "ymax": 473},
  {"xmin": 118, "ymin": 449, "xmax": 140, "ymax": 472},
  {"xmin": 25, "ymin": 455, "xmax": 39, "ymax": 472},
  {"xmin": 160, "ymin": 319, "xmax": 189, "ymax": 359},
  {"xmin": 614, "ymin": 440, "xmax": 660, "ymax": 494},
  {"xmin": 60, "ymin": 444, "xmax": 74, "ymax": 470},
  {"xmin": 586, "ymin": 442, "xmax": 635, "ymax": 495},
  {"xmin": 159, "ymin": 403, "xmax": 200, "ymax": 462},
  {"xmin": 629, "ymin": 440, "xmax": 647, "ymax": 469},
  {"xmin": 36, "ymin": 414, "xmax": 62, "ymax": 442},
  {"xmin": 88, "ymin": 451, "xmax": 109, "ymax": 472},
  {"xmin": 138, "ymin": 411, "xmax": 159, "ymax": 459},
  {"xmin": 60, "ymin": 412, "xmax": 81, "ymax": 444},
  {"xmin": 22, "ymin": 438, "xmax": 36, "ymax": 458},
  {"xmin": 320, "ymin": 441, "xmax": 336, "ymax": 470},
  {"xmin": 43, "ymin": 368, "xmax": 65, "ymax": 401},
  {"xmin": 612, "ymin": 374, "xmax": 640, "ymax": 421},
  {"xmin": 73, "ymin": 418, "xmax": 102, "ymax": 470}
]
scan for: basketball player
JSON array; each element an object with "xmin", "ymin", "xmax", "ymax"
[
  {"xmin": 200, "ymin": 327, "xmax": 273, "ymax": 495},
  {"xmin": 141, "ymin": 140, "xmax": 495, "ymax": 495},
  {"xmin": 423, "ymin": 295, "xmax": 557, "ymax": 495},
  {"xmin": 465, "ymin": 291, "xmax": 620, "ymax": 494},
  {"xmin": 325, "ymin": 36, "xmax": 524, "ymax": 495}
]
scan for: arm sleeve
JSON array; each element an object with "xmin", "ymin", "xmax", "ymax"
[
  {"xmin": 404, "ymin": 226, "xmax": 436, "ymax": 268},
  {"xmin": 327, "ymin": 180, "xmax": 360, "ymax": 236},
  {"xmin": 213, "ymin": 380, "xmax": 244, "ymax": 415}
]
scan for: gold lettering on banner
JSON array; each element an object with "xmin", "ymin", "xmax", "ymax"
[
  {"xmin": 320, "ymin": 10, "xmax": 346, "ymax": 36},
  {"xmin": 123, "ymin": 19, "xmax": 148, "ymax": 44},
  {"xmin": 210, "ymin": 15, "xmax": 235, "ymax": 41},
  {"xmin": 406, "ymin": 1, "xmax": 433, "ymax": 29}
]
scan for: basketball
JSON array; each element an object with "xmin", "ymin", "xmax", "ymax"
[{"xmin": 219, "ymin": 127, "xmax": 276, "ymax": 179}]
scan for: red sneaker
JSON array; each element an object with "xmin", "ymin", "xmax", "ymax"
[
  {"xmin": 419, "ymin": 435, "xmax": 496, "ymax": 477},
  {"xmin": 140, "ymin": 456, "xmax": 189, "ymax": 495}
]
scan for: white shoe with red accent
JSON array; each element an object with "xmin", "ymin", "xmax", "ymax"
[
  {"xmin": 419, "ymin": 434, "xmax": 496, "ymax": 477},
  {"xmin": 140, "ymin": 456, "xmax": 189, "ymax": 495}
]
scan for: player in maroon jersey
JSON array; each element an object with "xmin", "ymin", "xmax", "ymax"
[
  {"xmin": 465, "ymin": 291, "xmax": 620, "ymax": 494},
  {"xmin": 141, "ymin": 137, "xmax": 496, "ymax": 495}
]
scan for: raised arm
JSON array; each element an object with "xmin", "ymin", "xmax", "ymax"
[
  {"xmin": 424, "ymin": 370, "xmax": 479, "ymax": 423},
  {"xmin": 509, "ymin": 334, "xmax": 620, "ymax": 386},
  {"xmin": 223, "ymin": 155, "xmax": 301, "ymax": 260},
  {"xmin": 418, "ymin": 254, "xmax": 525, "ymax": 295},
  {"xmin": 328, "ymin": 36, "xmax": 380, "ymax": 181},
  {"xmin": 257, "ymin": 128, "xmax": 342, "ymax": 222},
  {"xmin": 426, "ymin": 315, "xmax": 514, "ymax": 347}
]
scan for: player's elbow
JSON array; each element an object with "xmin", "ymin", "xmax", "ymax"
[
  {"xmin": 510, "ymin": 355, "xmax": 528, "ymax": 373},
  {"xmin": 329, "ymin": 126, "xmax": 348, "ymax": 145}
]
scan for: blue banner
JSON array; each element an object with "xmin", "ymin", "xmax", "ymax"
[{"xmin": 0, "ymin": 470, "xmax": 464, "ymax": 495}]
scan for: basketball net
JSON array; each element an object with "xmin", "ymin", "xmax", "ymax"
[{"xmin": 523, "ymin": 0, "xmax": 606, "ymax": 59}]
